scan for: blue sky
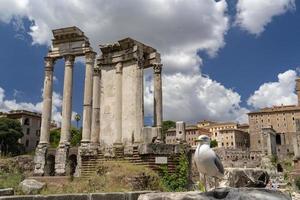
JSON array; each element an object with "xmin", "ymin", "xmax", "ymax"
[{"xmin": 0, "ymin": 0, "xmax": 298, "ymax": 125}]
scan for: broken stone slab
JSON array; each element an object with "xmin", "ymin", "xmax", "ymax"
[
  {"xmin": 138, "ymin": 188, "xmax": 291, "ymax": 200},
  {"xmin": 19, "ymin": 179, "xmax": 45, "ymax": 195},
  {"xmin": 0, "ymin": 188, "xmax": 14, "ymax": 196},
  {"xmin": 220, "ymin": 168, "xmax": 269, "ymax": 188}
]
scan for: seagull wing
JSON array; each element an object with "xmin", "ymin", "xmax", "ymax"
[{"xmin": 214, "ymin": 154, "xmax": 224, "ymax": 175}]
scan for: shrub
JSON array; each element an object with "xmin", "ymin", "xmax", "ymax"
[
  {"xmin": 295, "ymin": 177, "xmax": 300, "ymax": 190},
  {"xmin": 160, "ymin": 150, "xmax": 189, "ymax": 191}
]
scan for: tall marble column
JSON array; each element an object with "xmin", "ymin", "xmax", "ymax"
[
  {"xmin": 34, "ymin": 56, "xmax": 55, "ymax": 176},
  {"xmin": 91, "ymin": 67, "xmax": 101, "ymax": 144},
  {"xmin": 39, "ymin": 57, "xmax": 56, "ymax": 144},
  {"xmin": 81, "ymin": 51, "xmax": 96, "ymax": 143},
  {"xmin": 115, "ymin": 62, "xmax": 123, "ymax": 144},
  {"xmin": 55, "ymin": 55, "xmax": 74, "ymax": 176},
  {"xmin": 60, "ymin": 55, "xmax": 75, "ymax": 144},
  {"xmin": 153, "ymin": 63, "xmax": 163, "ymax": 139},
  {"xmin": 134, "ymin": 61, "xmax": 144, "ymax": 143}
]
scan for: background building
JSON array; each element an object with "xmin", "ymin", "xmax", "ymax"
[
  {"xmin": 247, "ymin": 77, "xmax": 300, "ymax": 159},
  {"xmin": 248, "ymin": 105, "xmax": 300, "ymax": 157},
  {"xmin": 166, "ymin": 124, "xmax": 211, "ymax": 147},
  {"xmin": 217, "ymin": 128, "xmax": 250, "ymax": 149},
  {"xmin": 0, "ymin": 110, "xmax": 41, "ymax": 152}
]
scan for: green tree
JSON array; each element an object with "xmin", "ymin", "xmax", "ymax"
[
  {"xmin": 49, "ymin": 129, "xmax": 60, "ymax": 148},
  {"xmin": 0, "ymin": 117, "xmax": 24, "ymax": 156},
  {"xmin": 210, "ymin": 139, "xmax": 218, "ymax": 148},
  {"xmin": 70, "ymin": 127, "xmax": 82, "ymax": 146},
  {"xmin": 162, "ymin": 120, "xmax": 176, "ymax": 141},
  {"xmin": 74, "ymin": 114, "xmax": 81, "ymax": 129},
  {"xmin": 49, "ymin": 127, "xmax": 82, "ymax": 147}
]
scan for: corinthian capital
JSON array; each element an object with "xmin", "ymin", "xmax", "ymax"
[
  {"xmin": 85, "ymin": 51, "xmax": 97, "ymax": 64},
  {"xmin": 64, "ymin": 55, "xmax": 75, "ymax": 66},
  {"xmin": 44, "ymin": 57, "xmax": 56, "ymax": 71},
  {"xmin": 153, "ymin": 63, "xmax": 162, "ymax": 74}
]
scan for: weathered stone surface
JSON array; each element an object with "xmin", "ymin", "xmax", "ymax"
[
  {"xmin": 220, "ymin": 168, "xmax": 269, "ymax": 188},
  {"xmin": 0, "ymin": 188, "xmax": 14, "ymax": 196},
  {"xmin": 0, "ymin": 191, "xmax": 152, "ymax": 200},
  {"xmin": 19, "ymin": 179, "xmax": 45, "ymax": 195},
  {"xmin": 138, "ymin": 143, "xmax": 189, "ymax": 155},
  {"xmin": 138, "ymin": 188, "xmax": 291, "ymax": 200}
]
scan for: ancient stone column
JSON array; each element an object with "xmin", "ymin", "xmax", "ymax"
[
  {"xmin": 153, "ymin": 63, "xmax": 163, "ymax": 139},
  {"xmin": 115, "ymin": 62, "xmax": 123, "ymax": 144},
  {"xmin": 135, "ymin": 61, "xmax": 144, "ymax": 143},
  {"xmin": 39, "ymin": 57, "xmax": 55, "ymax": 144},
  {"xmin": 91, "ymin": 67, "xmax": 101, "ymax": 144},
  {"xmin": 55, "ymin": 55, "xmax": 75, "ymax": 176},
  {"xmin": 81, "ymin": 51, "xmax": 96, "ymax": 143},
  {"xmin": 34, "ymin": 56, "xmax": 55, "ymax": 176},
  {"xmin": 60, "ymin": 55, "xmax": 75, "ymax": 144}
]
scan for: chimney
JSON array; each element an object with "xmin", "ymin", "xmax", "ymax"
[{"xmin": 296, "ymin": 78, "xmax": 300, "ymax": 106}]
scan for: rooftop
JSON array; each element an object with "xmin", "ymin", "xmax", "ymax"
[
  {"xmin": 248, "ymin": 105, "xmax": 300, "ymax": 115},
  {"xmin": 6, "ymin": 110, "xmax": 41, "ymax": 118}
]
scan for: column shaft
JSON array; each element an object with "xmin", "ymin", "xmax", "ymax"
[
  {"xmin": 135, "ymin": 63, "xmax": 144, "ymax": 143},
  {"xmin": 115, "ymin": 62, "xmax": 123, "ymax": 144},
  {"xmin": 60, "ymin": 55, "xmax": 75, "ymax": 144},
  {"xmin": 39, "ymin": 57, "xmax": 55, "ymax": 144},
  {"xmin": 91, "ymin": 67, "xmax": 101, "ymax": 144},
  {"xmin": 81, "ymin": 52, "xmax": 96, "ymax": 143},
  {"xmin": 154, "ymin": 64, "xmax": 163, "ymax": 139}
]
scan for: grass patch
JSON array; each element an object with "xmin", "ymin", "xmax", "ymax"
[
  {"xmin": 41, "ymin": 161, "xmax": 163, "ymax": 194},
  {"xmin": 0, "ymin": 157, "xmax": 24, "ymax": 190}
]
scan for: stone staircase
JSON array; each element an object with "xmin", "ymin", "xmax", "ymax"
[
  {"xmin": 80, "ymin": 145, "xmax": 180, "ymax": 178},
  {"xmin": 80, "ymin": 151, "xmax": 105, "ymax": 177}
]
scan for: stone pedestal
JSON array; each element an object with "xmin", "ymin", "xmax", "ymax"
[
  {"xmin": 33, "ymin": 144, "xmax": 48, "ymax": 176},
  {"xmin": 75, "ymin": 143, "xmax": 98, "ymax": 177},
  {"xmin": 54, "ymin": 144, "xmax": 69, "ymax": 176},
  {"xmin": 142, "ymin": 127, "xmax": 161, "ymax": 143}
]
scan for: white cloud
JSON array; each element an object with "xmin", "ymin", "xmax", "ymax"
[
  {"xmin": 0, "ymin": 86, "xmax": 71, "ymax": 125},
  {"xmin": 0, "ymin": 0, "xmax": 229, "ymax": 75},
  {"xmin": 247, "ymin": 70, "xmax": 298, "ymax": 109},
  {"xmin": 145, "ymin": 73, "xmax": 249, "ymax": 123},
  {"xmin": 236, "ymin": 0, "xmax": 295, "ymax": 35},
  {"xmin": 1, "ymin": 0, "xmax": 251, "ymax": 123}
]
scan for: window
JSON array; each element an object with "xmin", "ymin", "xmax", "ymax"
[
  {"xmin": 25, "ymin": 140, "xmax": 29, "ymax": 147},
  {"xmin": 258, "ymin": 140, "xmax": 261, "ymax": 144},
  {"xmin": 24, "ymin": 118, "xmax": 30, "ymax": 125},
  {"xmin": 36, "ymin": 141, "xmax": 39, "ymax": 147},
  {"xmin": 231, "ymin": 142, "xmax": 233, "ymax": 146},
  {"xmin": 36, "ymin": 130, "xmax": 40, "ymax": 136},
  {"xmin": 26, "ymin": 128, "xmax": 30, "ymax": 135}
]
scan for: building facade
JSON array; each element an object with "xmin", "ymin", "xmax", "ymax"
[
  {"xmin": 0, "ymin": 110, "xmax": 41, "ymax": 152},
  {"xmin": 217, "ymin": 128, "xmax": 250, "ymax": 149},
  {"xmin": 166, "ymin": 124, "xmax": 211, "ymax": 147},
  {"xmin": 248, "ymin": 105, "xmax": 300, "ymax": 157}
]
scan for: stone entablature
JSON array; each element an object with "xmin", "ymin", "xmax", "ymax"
[
  {"xmin": 98, "ymin": 38, "xmax": 160, "ymax": 68},
  {"xmin": 48, "ymin": 26, "xmax": 92, "ymax": 58}
]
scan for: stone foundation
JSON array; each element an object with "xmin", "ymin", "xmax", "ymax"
[
  {"xmin": 54, "ymin": 144, "xmax": 70, "ymax": 176},
  {"xmin": 75, "ymin": 143, "xmax": 98, "ymax": 177},
  {"xmin": 33, "ymin": 144, "xmax": 48, "ymax": 176}
]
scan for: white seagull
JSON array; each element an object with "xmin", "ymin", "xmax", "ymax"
[{"xmin": 194, "ymin": 135, "xmax": 224, "ymax": 191}]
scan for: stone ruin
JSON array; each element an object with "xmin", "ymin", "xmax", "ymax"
[{"xmin": 34, "ymin": 26, "xmax": 187, "ymax": 177}]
